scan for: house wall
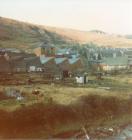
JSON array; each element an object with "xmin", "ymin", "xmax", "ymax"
[
  {"xmin": 102, "ymin": 65, "xmax": 127, "ymax": 72},
  {"xmin": 70, "ymin": 59, "xmax": 84, "ymax": 73},
  {"xmin": 45, "ymin": 47, "xmax": 55, "ymax": 57},
  {"xmin": 11, "ymin": 60, "xmax": 27, "ymax": 73},
  {"xmin": 26, "ymin": 58, "xmax": 42, "ymax": 72},
  {"xmin": 34, "ymin": 47, "xmax": 45, "ymax": 56},
  {"xmin": 42, "ymin": 59, "xmax": 59, "ymax": 74},
  {"xmin": 34, "ymin": 47, "xmax": 55, "ymax": 57},
  {"xmin": 58, "ymin": 60, "xmax": 70, "ymax": 72}
]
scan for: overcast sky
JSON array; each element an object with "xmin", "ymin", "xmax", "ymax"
[{"xmin": 0, "ymin": 0, "xmax": 132, "ymax": 34}]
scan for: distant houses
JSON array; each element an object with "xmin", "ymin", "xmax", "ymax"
[
  {"xmin": 100, "ymin": 56, "xmax": 128, "ymax": 72},
  {"xmin": 1, "ymin": 45, "xmax": 131, "ymax": 77},
  {"xmin": 33, "ymin": 45, "xmax": 84, "ymax": 77},
  {"xmin": 90, "ymin": 56, "xmax": 129, "ymax": 73},
  {"xmin": 32, "ymin": 46, "xmax": 132, "ymax": 76},
  {"xmin": 0, "ymin": 45, "xmax": 84, "ymax": 79},
  {"xmin": 125, "ymin": 48, "xmax": 132, "ymax": 69}
]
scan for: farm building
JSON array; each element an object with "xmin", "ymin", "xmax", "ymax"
[
  {"xmin": 40, "ymin": 55, "xmax": 59, "ymax": 77},
  {"xmin": 89, "ymin": 60, "xmax": 103, "ymax": 73},
  {"xmin": 25, "ymin": 57, "xmax": 43, "ymax": 72},
  {"xmin": 4, "ymin": 51, "xmax": 25, "ymax": 60},
  {"xmin": 10, "ymin": 57, "xmax": 27, "ymax": 73},
  {"xmin": 55, "ymin": 58, "xmax": 71, "ymax": 78},
  {"xmin": 0, "ymin": 55, "xmax": 11, "ymax": 73},
  {"xmin": 69, "ymin": 58, "xmax": 84, "ymax": 74}
]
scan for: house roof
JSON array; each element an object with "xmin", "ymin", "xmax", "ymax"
[
  {"xmin": 4, "ymin": 52, "xmax": 29, "ymax": 61},
  {"xmin": 40, "ymin": 42, "xmax": 55, "ymax": 49},
  {"xmin": 69, "ymin": 58, "xmax": 80, "ymax": 64},
  {"xmin": 102, "ymin": 56, "xmax": 128, "ymax": 66},
  {"xmin": 56, "ymin": 48, "xmax": 71, "ymax": 55},
  {"xmin": 55, "ymin": 58, "xmax": 67, "ymax": 64},
  {"xmin": 24, "ymin": 57, "xmax": 42, "ymax": 67},
  {"xmin": 0, "ymin": 48, "xmax": 21, "ymax": 53},
  {"xmin": 71, "ymin": 54, "xmax": 80, "ymax": 58},
  {"xmin": 24, "ymin": 56, "xmax": 39, "ymax": 63},
  {"xmin": 40, "ymin": 55, "xmax": 54, "ymax": 64}
]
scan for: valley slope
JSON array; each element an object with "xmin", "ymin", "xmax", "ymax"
[{"xmin": 0, "ymin": 16, "xmax": 132, "ymax": 52}]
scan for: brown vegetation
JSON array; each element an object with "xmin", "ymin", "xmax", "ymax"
[{"xmin": 0, "ymin": 94, "xmax": 131, "ymax": 138}]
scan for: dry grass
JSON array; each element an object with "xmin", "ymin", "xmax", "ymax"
[
  {"xmin": 1, "ymin": 16, "xmax": 132, "ymax": 49},
  {"xmin": 0, "ymin": 73, "xmax": 132, "ymax": 110},
  {"xmin": 45, "ymin": 26, "xmax": 132, "ymax": 48},
  {"xmin": 0, "ymin": 83, "xmax": 132, "ymax": 112}
]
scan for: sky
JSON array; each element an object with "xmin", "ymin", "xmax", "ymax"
[{"xmin": 0, "ymin": 0, "xmax": 132, "ymax": 35}]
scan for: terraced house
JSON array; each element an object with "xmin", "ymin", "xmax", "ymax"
[{"xmin": 99, "ymin": 56, "xmax": 128, "ymax": 72}]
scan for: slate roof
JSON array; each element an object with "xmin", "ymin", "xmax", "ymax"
[
  {"xmin": 40, "ymin": 42, "xmax": 55, "ymax": 49},
  {"xmin": 24, "ymin": 57, "xmax": 42, "ymax": 68},
  {"xmin": 56, "ymin": 48, "xmax": 71, "ymax": 55},
  {"xmin": 40, "ymin": 55, "xmax": 54, "ymax": 64},
  {"xmin": 102, "ymin": 56, "xmax": 128, "ymax": 66},
  {"xmin": 55, "ymin": 58, "xmax": 67, "ymax": 64},
  {"xmin": 69, "ymin": 58, "xmax": 80, "ymax": 64}
]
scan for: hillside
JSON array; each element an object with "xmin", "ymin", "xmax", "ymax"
[
  {"xmin": 0, "ymin": 17, "xmax": 71, "ymax": 52},
  {"xmin": 45, "ymin": 26, "xmax": 132, "ymax": 48},
  {"xmin": 0, "ymin": 17, "xmax": 132, "ymax": 51}
]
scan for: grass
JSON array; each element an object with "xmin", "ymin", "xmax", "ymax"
[
  {"xmin": 0, "ymin": 73, "xmax": 132, "ymax": 138},
  {"xmin": 0, "ymin": 72, "xmax": 132, "ymax": 110}
]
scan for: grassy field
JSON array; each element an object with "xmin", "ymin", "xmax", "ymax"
[{"xmin": 0, "ymin": 73, "xmax": 132, "ymax": 138}]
